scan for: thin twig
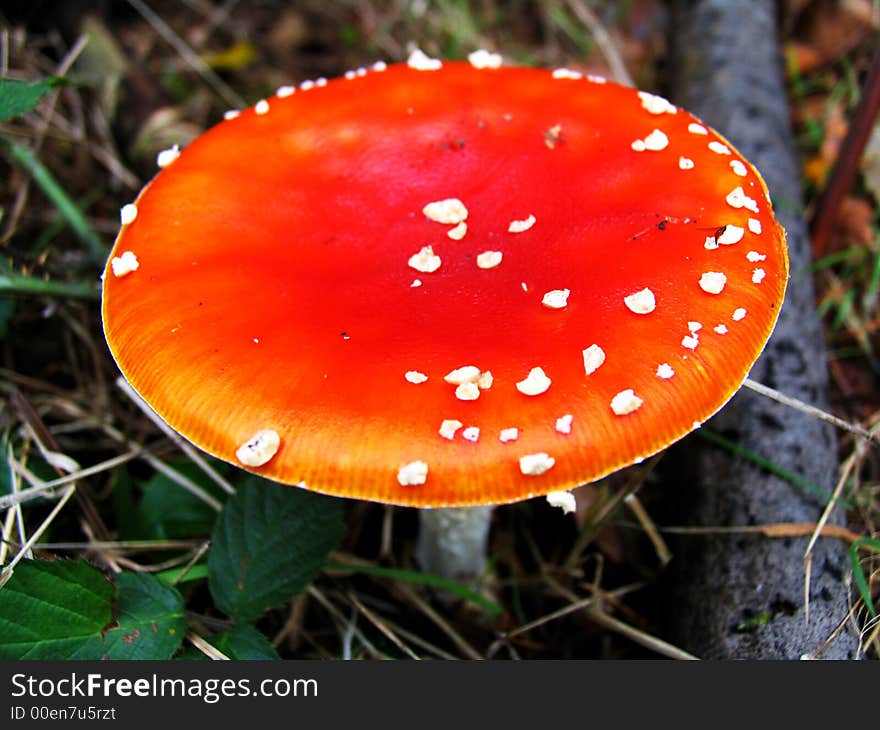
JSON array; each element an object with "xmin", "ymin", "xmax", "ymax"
[
  {"xmin": 117, "ymin": 377, "xmax": 236, "ymax": 496},
  {"xmin": 743, "ymin": 377, "xmax": 877, "ymax": 443},
  {"xmin": 0, "ymin": 485, "xmax": 77, "ymax": 588},
  {"xmin": 810, "ymin": 40, "xmax": 880, "ymax": 256},
  {"xmin": 623, "ymin": 493, "xmax": 672, "ymax": 566},
  {"xmin": 186, "ymin": 632, "xmax": 229, "ymax": 660},
  {"xmin": 347, "ymin": 592, "xmax": 420, "ymax": 660},
  {"xmin": 125, "ymin": 0, "xmax": 246, "ymax": 109},
  {"xmin": 586, "ymin": 608, "xmax": 700, "ymax": 660},
  {"xmin": 563, "ymin": 0, "xmax": 633, "ymax": 86}
]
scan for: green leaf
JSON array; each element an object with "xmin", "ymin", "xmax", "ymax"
[
  {"xmin": 210, "ymin": 624, "xmax": 280, "ymax": 660},
  {"xmin": 137, "ymin": 463, "xmax": 221, "ymax": 539},
  {"xmin": 0, "ymin": 78, "xmax": 60, "ymax": 123},
  {"xmin": 0, "ymin": 560, "xmax": 186, "ymax": 659},
  {"xmin": 208, "ymin": 477, "xmax": 344, "ymax": 621},
  {"xmin": 101, "ymin": 572, "xmax": 187, "ymax": 659},
  {"xmin": 0, "ymin": 560, "xmax": 111, "ymax": 659}
]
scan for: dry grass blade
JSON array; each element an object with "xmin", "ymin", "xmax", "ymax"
[
  {"xmin": 586, "ymin": 608, "xmax": 699, "ymax": 660},
  {"xmin": 125, "ymin": 0, "xmax": 245, "ymax": 109},
  {"xmin": 186, "ymin": 632, "xmax": 229, "ymax": 660},
  {"xmin": 0, "ymin": 484, "xmax": 77, "ymax": 588},
  {"xmin": 743, "ymin": 377, "xmax": 877, "ymax": 443},
  {"xmin": 347, "ymin": 591, "xmax": 420, "ymax": 660},
  {"xmin": 117, "ymin": 377, "xmax": 236, "ymax": 496}
]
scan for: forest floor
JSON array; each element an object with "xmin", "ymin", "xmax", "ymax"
[{"xmin": 0, "ymin": 0, "xmax": 878, "ymax": 659}]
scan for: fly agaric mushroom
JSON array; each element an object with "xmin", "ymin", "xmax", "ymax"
[{"xmin": 102, "ymin": 55, "xmax": 787, "ymax": 579}]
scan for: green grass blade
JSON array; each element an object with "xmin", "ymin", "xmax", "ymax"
[
  {"xmin": 326, "ymin": 561, "xmax": 503, "ymax": 616},
  {"xmin": 849, "ymin": 536, "xmax": 879, "ymax": 618},
  {"xmin": 696, "ymin": 429, "xmax": 852, "ymax": 508},
  {"xmin": 0, "ymin": 270, "xmax": 98, "ymax": 299},
  {"xmin": 4, "ymin": 139, "xmax": 107, "ymax": 265}
]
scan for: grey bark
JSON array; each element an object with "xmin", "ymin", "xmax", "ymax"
[{"xmin": 665, "ymin": 0, "xmax": 859, "ymax": 658}]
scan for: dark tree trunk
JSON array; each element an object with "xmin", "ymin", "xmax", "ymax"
[{"xmin": 664, "ymin": 0, "xmax": 860, "ymax": 658}]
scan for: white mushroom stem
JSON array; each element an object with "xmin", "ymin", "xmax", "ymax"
[{"xmin": 415, "ymin": 506, "xmax": 494, "ymax": 585}]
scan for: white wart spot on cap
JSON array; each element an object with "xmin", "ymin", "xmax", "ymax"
[
  {"xmin": 611, "ymin": 389, "xmax": 643, "ymax": 415},
  {"xmin": 111, "ymin": 251, "xmax": 139, "ymax": 278},
  {"xmin": 632, "ymin": 129, "xmax": 669, "ymax": 151},
  {"xmin": 371, "ymin": 61, "xmax": 387, "ymax": 72},
  {"xmin": 276, "ymin": 85, "xmax": 296, "ymax": 98},
  {"xmin": 708, "ymin": 141, "xmax": 731, "ymax": 155},
  {"xmin": 408, "ymin": 246, "xmax": 441, "ymax": 273},
  {"xmin": 447, "ymin": 221, "xmax": 467, "ymax": 240},
  {"xmin": 638, "ymin": 91, "xmax": 677, "ymax": 115},
  {"xmin": 407, "ymin": 49, "xmax": 442, "ymax": 71},
  {"xmin": 499, "ymin": 428, "xmax": 519, "ymax": 443},
  {"xmin": 752, "ymin": 268, "xmax": 766, "ymax": 284},
  {"xmin": 254, "ymin": 99, "xmax": 270, "ymax": 115},
  {"xmin": 656, "ymin": 363, "xmax": 675, "ymax": 379},
  {"xmin": 714, "ymin": 324, "xmax": 729, "ymax": 334},
  {"xmin": 468, "ymin": 49, "xmax": 503, "ymax": 69},
  {"xmin": 476, "ymin": 251, "xmax": 503, "ymax": 269},
  {"xmin": 120, "ymin": 203, "xmax": 138, "ymax": 225},
  {"xmin": 552, "ymin": 68, "xmax": 583, "ymax": 80},
  {"xmin": 705, "ymin": 236, "xmax": 718, "ymax": 250},
  {"xmin": 624, "ymin": 288, "xmax": 656, "ymax": 314},
  {"xmin": 236, "ymin": 429, "xmax": 280, "ymax": 467},
  {"xmin": 746, "ymin": 251, "xmax": 767, "ymax": 263},
  {"xmin": 477, "ymin": 371, "xmax": 494, "ymax": 390},
  {"xmin": 156, "ymin": 145, "xmax": 181, "ymax": 168},
  {"xmin": 223, "ymin": 109, "xmax": 240, "ymax": 120},
  {"xmin": 542, "ymin": 288, "xmax": 571, "ymax": 309},
  {"xmin": 748, "ymin": 218, "xmax": 763, "ymax": 235},
  {"xmin": 733, "ymin": 307, "xmax": 747, "ymax": 321},
  {"xmin": 679, "ymin": 157, "xmax": 695, "ymax": 170},
  {"xmin": 682, "ymin": 333, "xmax": 699, "ymax": 350},
  {"xmin": 726, "ymin": 186, "xmax": 759, "ymax": 213},
  {"xmin": 699, "ymin": 271, "xmax": 727, "ymax": 294},
  {"xmin": 405, "ymin": 371, "xmax": 428, "ymax": 384},
  {"xmin": 444, "ymin": 365, "xmax": 481, "ymax": 385},
  {"xmin": 397, "ymin": 460, "xmax": 428, "ymax": 486},
  {"xmin": 423, "ymin": 198, "xmax": 468, "ymax": 224},
  {"xmin": 582, "ymin": 344, "xmax": 606, "ymax": 376},
  {"xmin": 508, "ymin": 214, "xmax": 536, "ymax": 233},
  {"xmin": 555, "ymin": 414, "xmax": 573, "ymax": 434},
  {"xmin": 688, "ymin": 122, "xmax": 708, "ymax": 135},
  {"xmin": 455, "ymin": 382, "xmax": 480, "ymax": 401},
  {"xmin": 461, "ymin": 426, "xmax": 480, "ymax": 442},
  {"xmin": 516, "ymin": 367, "xmax": 551, "ymax": 396},
  {"xmin": 730, "ymin": 160, "xmax": 748, "ymax": 177},
  {"xmin": 546, "ymin": 490, "xmax": 576, "ymax": 514},
  {"xmin": 439, "ymin": 419, "xmax": 463, "ymax": 440},
  {"xmin": 717, "ymin": 225, "xmax": 745, "ymax": 245},
  {"xmin": 519, "ymin": 452, "xmax": 556, "ymax": 476}
]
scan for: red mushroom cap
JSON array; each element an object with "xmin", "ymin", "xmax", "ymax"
[{"xmin": 102, "ymin": 54, "xmax": 788, "ymax": 507}]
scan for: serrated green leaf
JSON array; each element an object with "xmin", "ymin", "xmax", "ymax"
[
  {"xmin": 0, "ymin": 560, "xmax": 112, "ymax": 659},
  {"xmin": 208, "ymin": 477, "xmax": 344, "ymax": 621},
  {"xmin": 101, "ymin": 572, "xmax": 187, "ymax": 659},
  {"xmin": 0, "ymin": 78, "xmax": 59, "ymax": 123},
  {"xmin": 137, "ymin": 462, "xmax": 221, "ymax": 539},
  {"xmin": 210, "ymin": 624, "xmax": 280, "ymax": 660},
  {"xmin": 0, "ymin": 560, "xmax": 185, "ymax": 659}
]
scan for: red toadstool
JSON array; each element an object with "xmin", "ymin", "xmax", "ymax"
[{"xmin": 102, "ymin": 54, "xmax": 788, "ymax": 526}]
